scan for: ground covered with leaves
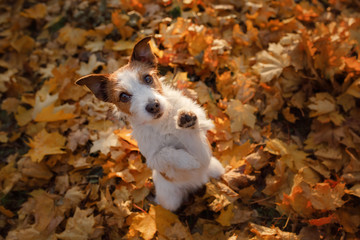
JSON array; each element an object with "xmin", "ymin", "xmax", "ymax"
[{"xmin": 1, "ymin": 0, "xmax": 360, "ymax": 239}]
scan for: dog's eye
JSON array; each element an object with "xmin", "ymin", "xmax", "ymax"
[
  {"xmin": 119, "ymin": 92, "xmax": 131, "ymax": 103},
  {"xmin": 144, "ymin": 75, "xmax": 153, "ymax": 84}
]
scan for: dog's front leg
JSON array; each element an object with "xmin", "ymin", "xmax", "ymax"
[{"xmin": 147, "ymin": 146, "xmax": 200, "ymax": 172}]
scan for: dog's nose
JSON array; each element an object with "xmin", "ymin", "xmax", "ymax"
[{"xmin": 146, "ymin": 100, "xmax": 160, "ymax": 114}]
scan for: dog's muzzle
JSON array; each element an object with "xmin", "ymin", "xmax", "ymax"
[{"xmin": 146, "ymin": 100, "xmax": 162, "ymax": 119}]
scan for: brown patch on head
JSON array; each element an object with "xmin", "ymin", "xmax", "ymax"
[
  {"xmin": 75, "ymin": 71, "xmax": 132, "ymax": 116},
  {"xmin": 129, "ymin": 61, "xmax": 163, "ymax": 95},
  {"xmin": 104, "ymin": 73, "xmax": 132, "ymax": 116}
]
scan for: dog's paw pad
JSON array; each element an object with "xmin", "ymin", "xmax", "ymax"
[{"xmin": 178, "ymin": 111, "xmax": 197, "ymax": 128}]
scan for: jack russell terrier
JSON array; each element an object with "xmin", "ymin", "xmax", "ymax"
[{"xmin": 76, "ymin": 37, "xmax": 225, "ymax": 211}]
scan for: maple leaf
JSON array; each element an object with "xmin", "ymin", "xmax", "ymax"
[
  {"xmin": 252, "ymin": 45, "xmax": 290, "ymax": 83},
  {"xmin": 127, "ymin": 212, "xmax": 156, "ymax": 240},
  {"xmin": 32, "ymin": 92, "xmax": 76, "ymax": 122},
  {"xmin": 90, "ymin": 129, "xmax": 121, "ymax": 155},
  {"xmin": 56, "ymin": 208, "xmax": 95, "ymax": 240},
  {"xmin": 149, "ymin": 205, "xmax": 192, "ymax": 239},
  {"xmin": 226, "ymin": 99, "xmax": 257, "ymax": 132},
  {"xmin": 57, "ymin": 24, "xmax": 88, "ymax": 51},
  {"xmin": 25, "ymin": 129, "xmax": 66, "ymax": 162}
]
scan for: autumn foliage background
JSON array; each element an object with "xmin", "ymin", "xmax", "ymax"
[{"xmin": 1, "ymin": 0, "xmax": 360, "ymax": 239}]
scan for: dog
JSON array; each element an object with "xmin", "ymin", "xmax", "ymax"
[{"xmin": 76, "ymin": 37, "xmax": 225, "ymax": 211}]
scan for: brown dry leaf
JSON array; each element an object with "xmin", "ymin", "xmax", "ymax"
[
  {"xmin": 226, "ymin": 99, "xmax": 257, "ymax": 132},
  {"xmin": 309, "ymin": 182, "xmax": 346, "ymax": 210},
  {"xmin": 76, "ymin": 55, "xmax": 104, "ymax": 76},
  {"xmin": 14, "ymin": 105, "xmax": 33, "ymax": 127},
  {"xmin": 57, "ymin": 24, "xmax": 88, "ymax": 50},
  {"xmin": 221, "ymin": 167, "xmax": 255, "ymax": 191},
  {"xmin": 90, "ymin": 130, "xmax": 120, "ymax": 155},
  {"xmin": 18, "ymin": 157, "xmax": 53, "ymax": 180},
  {"xmin": 67, "ymin": 128, "xmax": 90, "ymax": 151},
  {"xmin": 205, "ymin": 179, "xmax": 239, "ymax": 212},
  {"xmin": 11, "ymin": 35, "xmax": 35, "ymax": 53},
  {"xmin": 252, "ymin": 45, "xmax": 290, "ymax": 83},
  {"xmin": 25, "ymin": 129, "xmax": 66, "ymax": 162},
  {"xmin": 21, "ymin": 3, "xmax": 47, "ymax": 19},
  {"xmin": 250, "ymin": 223, "xmax": 299, "ymax": 239},
  {"xmin": 56, "ymin": 207, "xmax": 95, "ymax": 240},
  {"xmin": 0, "ymin": 155, "xmax": 21, "ymax": 194},
  {"xmin": 335, "ymin": 207, "xmax": 360, "ymax": 234},
  {"xmin": 1, "ymin": 97, "xmax": 20, "ymax": 113}
]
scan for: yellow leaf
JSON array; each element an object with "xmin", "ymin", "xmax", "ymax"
[
  {"xmin": 26, "ymin": 129, "xmax": 66, "ymax": 162},
  {"xmin": 226, "ymin": 99, "xmax": 257, "ymax": 132},
  {"xmin": 128, "ymin": 212, "xmax": 156, "ymax": 240},
  {"xmin": 21, "ymin": 3, "xmax": 47, "ymax": 19},
  {"xmin": 111, "ymin": 40, "xmax": 135, "ymax": 51},
  {"xmin": 216, "ymin": 204, "xmax": 234, "ymax": 226},
  {"xmin": 149, "ymin": 205, "xmax": 192, "ymax": 239},
  {"xmin": 34, "ymin": 103, "xmax": 76, "ymax": 122},
  {"xmin": 33, "ymin": 91, "xmax": 76, "ymax": 122}
]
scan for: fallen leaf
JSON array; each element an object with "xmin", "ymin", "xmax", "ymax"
[
  {"xmin": 56, "ymin": 207, "xmax": 95, "ymax": 240},
  {"xmin": 226, "ymin": 99, "xmax": 257, "ymax": 132},
  {"xmin": 25, "ymin": 129, "xmax": 66, "ymax": 162},
  {"xmin": 21, "ymin": 3, "xmax": 47, "ymax": 19}
]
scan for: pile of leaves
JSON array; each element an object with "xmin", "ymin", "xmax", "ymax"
[{"xmin": 1, "ymin": 0, "xmax": 360, "ymax": 239}]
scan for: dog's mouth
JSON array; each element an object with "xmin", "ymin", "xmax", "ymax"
[{"xmin": 154, "ymin": 112, "xmax": 163, "ymax": 119}]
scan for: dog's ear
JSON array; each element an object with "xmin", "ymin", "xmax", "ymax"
[
  {"xmin": 75, "ymin": 74, "xmax": 111, "ymax": 102},
  {"xmin": 130, "ymin": 37, "xmax": 156, "ymax": 67}
]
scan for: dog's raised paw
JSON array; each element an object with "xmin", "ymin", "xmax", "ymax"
[{"xmin": 178, "ymin": 111, "xmax": 197, "ymax": 128}]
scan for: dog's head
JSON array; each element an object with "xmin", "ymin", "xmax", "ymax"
[{"xmin": 76, "ymin": 37, "xmax": 168, "ymax": 124}]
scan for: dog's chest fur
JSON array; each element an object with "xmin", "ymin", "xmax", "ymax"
[{"xmin": 131, "ymin": 85, "xmax": 212, "ymax": 169}]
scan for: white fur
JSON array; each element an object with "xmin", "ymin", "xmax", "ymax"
[{"xmin": 115, "ymin": 69, "xmax": 224, "ymax": 211}]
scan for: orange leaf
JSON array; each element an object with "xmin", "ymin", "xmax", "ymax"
[
  {"xmin": 343, "ymin": 57, "xmax": 360, "ymax": 72},
  {"xmin": 34, "ymin": 103, "xmax": 76, "ymax": 122},
  {"xmin": 308, "ymin": 214, "xmax": 336, "ymax": 226}
]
